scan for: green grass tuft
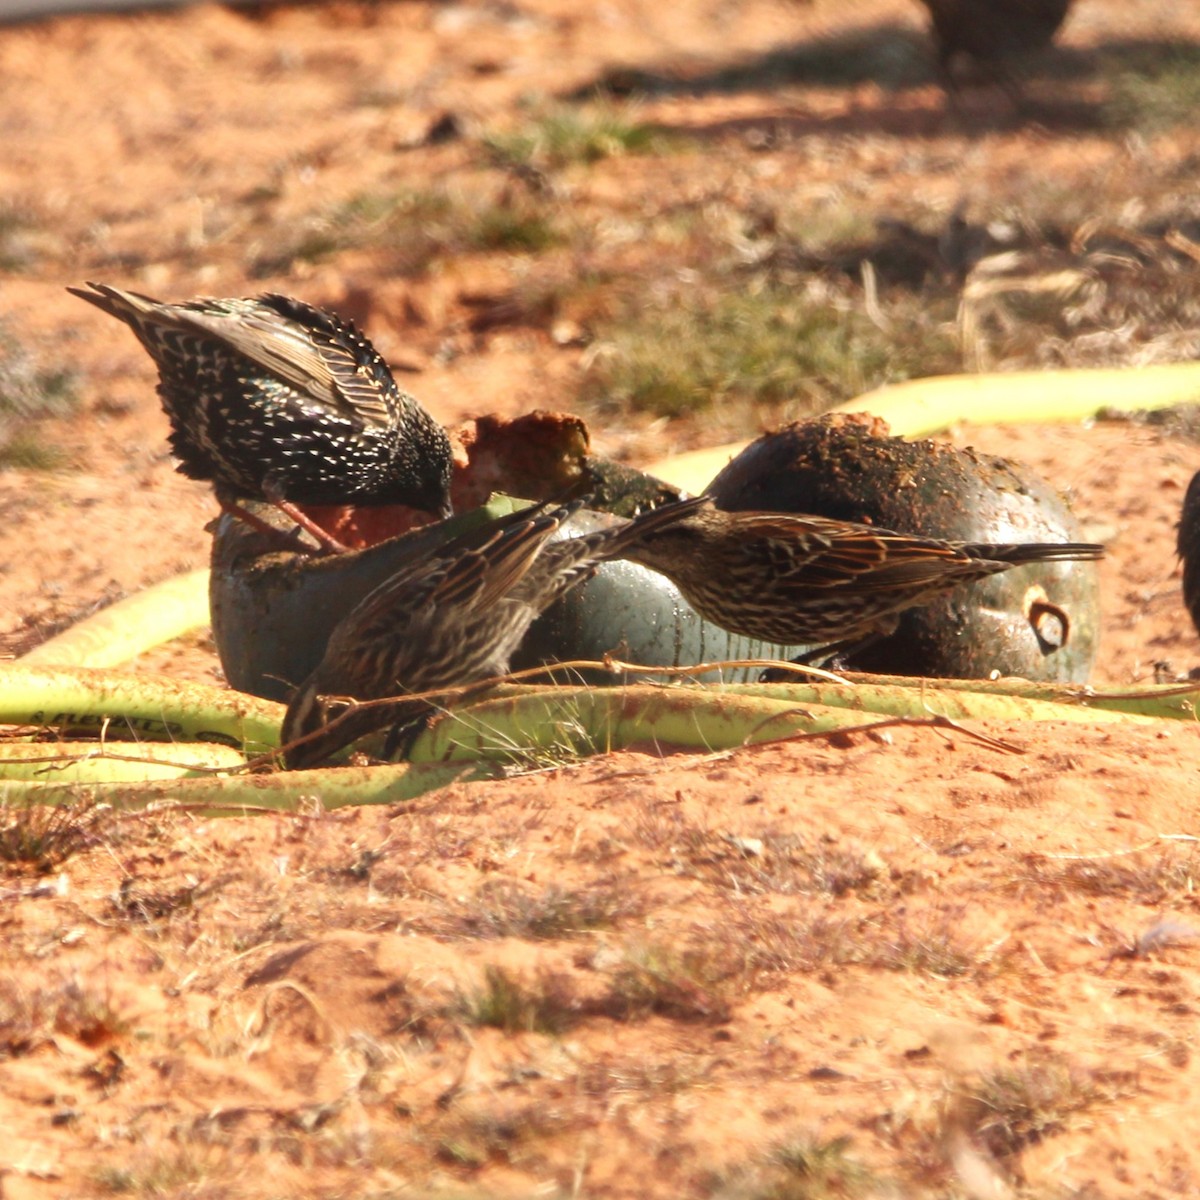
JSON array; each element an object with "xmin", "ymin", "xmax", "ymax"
[
  {"xmin": 767, "ymin": 1135, "xmax": 875, "ymax": 1199},
  {"xmin": 0, "ymin": 434, "xmax": 67, "ymax": 470},
  {"xmin": 468, "ymin": 203, "xmax": 560, "ymax": 254},
  {"xmin": 583, "ymin": 282, "xmax": 958, "ymax": 419},
  {"xmin": 485, "ymin": 102, "xmax": 668, "ymax": 171},
  {"xmin": 0, "ymin": 323, "xmax": 77, "ymax": 470},
  {"xmin": 458, "ymin": 964, "xmax": 580, "ymax": 1035},
  {"xmin": 605, "ymin": 942, "xmax": 735, "ymax": 1022},
  {"xmin": 1104, "ymin": 45, "xmax": 1200, "ymax": 133},
  {"xmin": 0, "ymin": 203, "xmax": 43, "ymax": 272},
  {"xmin": 252, "ymin": 187, "xmax": 564, "ymax": 276},
  {"xmin": 714, "ymin": 1132, "xmax": 880, "ymax": 1200}
]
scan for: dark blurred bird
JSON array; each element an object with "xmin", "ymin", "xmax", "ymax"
[
  {"xmin": 69, "ymin": 282, "xmax": 453, "ymax": 551},
  {"xmin": 917, "ymin": 0, "xmax": 1073, "ymax": 86},
  {"xmin": 622, "ymin": 499, "xmax": 1104, "ymax": 659},
  {"xmin": 281, "ymin": 495, "xmax": 708, "ymax": 769},
  {"xmin": 1178, "ymin": 470, "xmax": 1200, "ymax": 638}
]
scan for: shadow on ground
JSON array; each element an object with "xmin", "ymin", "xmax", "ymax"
[{"xmin": 566, "ymin": 27, "xmax": 1200, "ymax": 139}]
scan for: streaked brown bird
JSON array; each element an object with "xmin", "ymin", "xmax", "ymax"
[
  {"xmin": 622, "ymin": 498, "xmax": 1104, "ymax": 659},
  {"xmin": 69, "ymin": 282, "xmax": 453, "ymax": 551},
  {"xmin": 1178, "ymin": 470, "xmax": 1200, "ymax": 638},
  {"xmin": 917, "ymin": 0, "xmax": 1073, "ymax": 85},
  {"xmin": 281, "ymin": 495, "xmax": 708, "ymax": 769}
]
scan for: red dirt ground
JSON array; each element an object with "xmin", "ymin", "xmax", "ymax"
[{"xmin": 3, "ymin": 0, "xmax": 1200, "ymax": 1196}]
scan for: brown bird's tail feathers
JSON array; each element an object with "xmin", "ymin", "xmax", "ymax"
[{"xmin": 957, "ymin": 541, "xmax": 1105, "ymax": 565}]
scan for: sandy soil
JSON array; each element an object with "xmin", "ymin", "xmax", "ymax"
[{"xmin": 3, "ymin": 0, "xmax": 1200, "ymax": 1196}]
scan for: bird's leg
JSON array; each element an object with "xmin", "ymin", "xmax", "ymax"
[
  {"xmin": 273, "ymin": 498, "xmax": 351, "ymax": 555},
  {"xmin": 254, "ymin": 479, "xmax": 351, "ymax": 554},
  {"xmin": 218, "ymin": 499, "xmax": 320, "ymax": 556},
  {"xmin": 757, "ymin": 638, "xmax": 863, "ymax": 680},
  {"xmin": 380, "ymin": 680, "xmax": 499, "ymax": 761},
  {"xmin": 796, "ymin": 634, "xmax": 880, "ymax": 668},
  {"xmin": 380, "ymin": 713, "xmax": 433, "ymax": 762}
]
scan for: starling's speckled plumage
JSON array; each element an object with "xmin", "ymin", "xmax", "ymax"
[
  {"xmin": 623, "ymin": 499, "xmax": 1104, "ymax": 654},
  {"xmin": 1178, "ymin": 470, "xmax": 1200, "ymax": 637},
  {"xmin": 281, "ymin": 495, "xmax": 708, "ymax": 769},
  {"xmin": 69, "ymin": 282, "xmax": 454, "ymax": 529},
  {"xmin": 917, "ymin": 0, "xmax": 1073, "ymax": 74}
]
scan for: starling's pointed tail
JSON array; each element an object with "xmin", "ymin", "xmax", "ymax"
[{"xmin": 67, "ymin": 281, "xmax": 159, "ymax": 325}]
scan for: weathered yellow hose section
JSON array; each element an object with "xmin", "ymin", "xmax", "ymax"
[
  {"xmin": 19, "ymin": 568, "xmax": 212, "ymax": 668},
  {"xmin": 0, "ymin": 664, "xmax": 281, "ymax": 755}
]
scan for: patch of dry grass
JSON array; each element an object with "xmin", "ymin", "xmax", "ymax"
[
  {"xmin": 106, "ymin": 877, "xmax": 205, "ymax": 924},
  {"xmin": 734, "ymin": 906, "xmax": 988, "ymax": 981},
  {"xmin": 575, "ymin": 1051, "xmax": 709, "ymax": 1098},
  {"xmin": 0, "ymin": 976, "xmax": 129, "ymax": 1058},
  {"xmin": 1018, "ymin": 847, "xmax": 1200, "ymax": 904},
  {"xmin": 0, "ymin": 201, "xmax": 50, "ymax": 272},
  {"xmin": 251, "ymin": 186, "xmax": 566, "ymax": 278},
  {"xmin": 1103, "ymin": 42, "xmax": 1200, "ymax": 132},
  {"xmin": 0, "ymin": 795, "xmax": 106, "ymax": 871},
  {"xmin": 433, "ymin": 1099, "xmax": 583, "ymax": 1172},
  {"xmin": 581, "ymin": 278, "xmax": 959, "ymax": 419},
  {"xmin": 715, "ymin": 1133, "xmax": 881, "ymax": 1200},
  {"xmin": 604, "ymin": 940, "xmax": 739, "ymax": 1022},
  {"xmin": 446, "ymin": 877, "xmax": 644, "ymax": 940},
  {"xmin": 957, "ymin": 1056, "xmax": 1137, "ymax": 1161},
  {"xmin": 458, "ymin": 964, "xmax": 583, "ymax": 1035},
  {"xmin": 483, "ymin": 101, "xmax": 672, "ymax": 171},
  {"xmin": 0, "ymin": 322, "xmax": 77, "ymax": 470},
  {"xmin": 92, "ymin": 1150, "xmax": 222, "ymax": 1197}
]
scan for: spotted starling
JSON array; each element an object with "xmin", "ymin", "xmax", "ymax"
[
  {"xmin": 1179, "ymin": 470, "xmax": 1200, "ymax": 637},
  {"xmin": 69, "ymin": 282, "xmax": 453, "ymax": 550},
  {"xmin": 622, "ymin": 498, "xmax": 1104, "ymax": 658},
  {"xmin": 918, "ymin": 0, "xmax": 1072, "ymax": 85},
  {"xmin": 281, "ymin": 495, "xmax": 709, "ymax": 768}
]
